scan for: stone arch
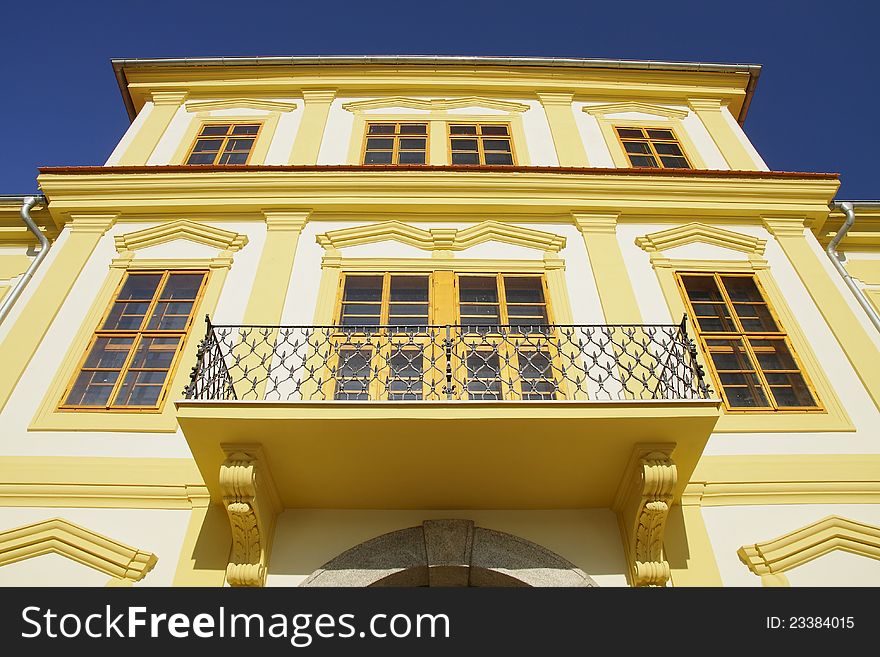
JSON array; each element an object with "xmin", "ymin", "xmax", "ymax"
[{"xmin": 300, "ymin": 520, "xmax": 597, "ymax": 587}]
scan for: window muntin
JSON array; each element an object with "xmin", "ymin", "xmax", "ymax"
[
  {"xmin": 615, "ymin": 127, "xmax": 691, "ymax": 169},
  {"xmin": 457, "ymin": 274, "xmax": 554, "ymax": 400},
  {"xmin": 677, "ymin": 272, "xmax": 819, "ymax": 411},
  {"xmin": 61, "ymin": 271, "xmax": 207, "ymax": 410},
  {"xmin": 363, "ymin": 123, "xmax": 428, "ymax": 165},
  {"xmin": 449, "ymin": 124, "xmax": 514, "ymax": 165},
  {"xmin": 185, "ymin": 123, "xmax": 261, "ymax": 165},
  {"xmin": 457, "ymin": 274, "xmax": 548, "ymax": 326},
  {"xmin": 338, "ymin": 273, "xmax": 430, "ymax": 326}
]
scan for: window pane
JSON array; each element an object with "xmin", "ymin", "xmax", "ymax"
[
  {"xmin": 624, "ymin": 141, "xmax": 652, "ymax": 154},
  {"xmin": 706, "ymin": 338, "xmax": 769, "ymax": 407},
  {"xmin": 459, "ymin": 304, "xmax": 501, "ymax": 317},
  {"xmin": 451, "ymin": 152, "xmax": 480, "ymax": 164},
  {"xmin": 450, "ymin": 139, "xmax": 478, "ymax": 151},
  {"xmin": 231, "ymin": 125, "xmax": 260, "ymax": 135},
  {"xmin": 504, "ymin": 277, "xmax": 544, "ymax": 303},
  {"xmin": 117, "ymin": 274, "xmax": 163, "ymax": 301},
  {"xmin": 366, "ymin": 138, "xmax": 394, "ymax": 150},
  {"xmin": 367, "ymin": 124, "xmax": 395, "ymax": 134},
  {"xmin": 507, "ymin": 304, "xmax": 548, "ymax": 319},
  {"xmin": 103, "ymin": 302, "xmax": 150, "ymax": 330},
  {"xmin": 340, "ymin": 315, "xmax": 381, "ymax": 326},
  {"xmin": 343, "ymin": 276, "xmax": 383, "ymax": 302},
  {"xmin": 459, "ymin": 277, "xmax": 498, "ymax": 303},
  {"xmin": 126, "ymin": 336, "xmax": 181, "ymax": 370},
  {"xmin": 749, "ymin": 338, "xmax": 799, "ymax": 371},
  {"xmin": 654, "ymin": 142, "xmax": 683, "ymax": 156},
  {"xmin": 660, "ymin": 156, "xmax": 689, "ymax": 168},
  {"xmin": 482, "ymin": 139, "xmax": 511, "ymax": 152},
  {"xmin": 399, "ymin": 124, "xmax": 428, "ymax": 135},
  {"xmin": 199, "ymin": 125, "xmax": 230, "ymax": 136},
  {"xmin": 65, "ymin": 370, "xmax": 120, "ymax": 406},
  {"xmin": 733, "ymin": 304, "xmax": 778, "ymax": 332},
  {"xmin": 616, "ymin": 128, "xmax": 644, "ymax": 139},
  {"xmin": 112, "ymin": 371, "xmax": 166, "ymax": 406},
  {"xmin": 484, "ymin": 153, "xmax": 514, "ymax": 165},
  {"xmin": 192, "ymin": 139, "xmax": 223, "ymax": 152},
  {"xmin": 147, "ymin": 301, "xmax": 194, "ymax": 330},
  {"xmin": 721, "ymin": 276, "xmax": 763, "ymax": 302},
  {"xmin": 397, "ymin": 151, "xmax": 426, "ymax": 164},
  {"xmin": 389, "ymin": 349, "xmax": 423, "ymax": 400},
  {"xmin": 628, "ymin": 155, "xmax": 658, "ymax": 167},
  {"xmin": 186, "ymin": 153, "xmax": 216, "ymax": 165},
  {"xmin": 364, "ymin": 151, "xmax": 393, "ymax": 164},
  {"xmin": 682, "ymin": 275, "xmax": 724, "ymax": 302},
  {"xmin": 390, "ymin": 276, "xmax": 428, "ymax": 302},
  {"xmin": 450, "ymin": 125, "xmax": 478, "ymax": 135},
  {"xmin": 223, "ymin": 138, "xmax": 254, "ymax": 152},
  {"xmin": 693, "ymin": 303, "xmax": 736, "ymax": 332},
  {"xmin": 218, "ymin": 152, "xmax": 248, "ymax": 165},
  {"xmin": 647, "ymin": 129, "xmax": 675, "ymax": 140},
  {"xmin": 83, "ymin": 336, "xmax": 134, "ymax": 369},
  {"xmin": 398, "ymin": 138, "xmax": 426, "ymax": 150},
  {"xmin": 160, "ymin": 273, "xmax": 205, "ymax": 300},
  {"xmin": 480, "ymin": 125, "xmax": 509, "ymax": 136}
]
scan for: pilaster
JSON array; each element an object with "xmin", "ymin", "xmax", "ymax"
[
  {"xmin": 117, "ymin": 91, "xmax": 188, "ymax": 165},
  {"xmin": 572, "ymin": 212, "xmax": 642, "ymax": 323},
  {"xmin": 688, "ymin": 98, "xmax": 757, "ymax": 171},
  {"xmin": 0, "ymin": 213, "xmax": 117, "ymax": 411},
  {"xmin": 289, "ymin": 89, "xmax": 337, "ymax": 164},
  {"xmin": 536, "ymin": 92, "xmax": 590, "ymax": 167},
  {"xmin": 763, "ymin": 215, "xmax": 880, "ymax": 411}
]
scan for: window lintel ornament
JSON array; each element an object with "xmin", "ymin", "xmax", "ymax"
[
  {"xmin": 342, "ymin": 96, "xmax": 530, "ymax": 114},
  {"xmin": 583, "ymin": 102, "xmax": 689, "ymax": 120},
  {"xmin": 316, "ymin": 220, "xmax": 566, "ymax": 253},
  {"xmin": 635, "ymin": 222, "xmax": 766, "ymax": 256},
  {"xmin": 0, "ymin": 518, "xmax": 158, "ymax": 584},
  {"xmin": 114, "ymin": 219, "xmax": 249, "ymax": 254},
  {"xmin": 185, "ymin": 99, "xmax": 297, "ymax": 113},
  {"xmin": 738, "ymin": 515, "xmax": 880, "ymax": 587}
]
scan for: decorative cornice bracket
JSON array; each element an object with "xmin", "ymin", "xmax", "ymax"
[
  {"xmin": 613, "ymin": 445, "xmax": 677, "ymax": 587},
  {"xmin": 220, "ymin": 445, "xmax": 281, "ymax": 587}
]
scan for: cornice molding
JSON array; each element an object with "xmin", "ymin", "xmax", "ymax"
[
  {"xmin": 583, "ymin": 102, "xmax": 688, "ymax": 119},
  {"xmin": 114, "ymin": 219, "xmax": 249, "ymax": 254},
  {"xmin": 185, "ymin": 98, "xmax": 298, "ymax": 113},
  {"xmin": 737, "ymin": 515, "xmax": 880, "ymax": 587},
  {"xmin": 316, "ymin": 220, "xmax": 566, "ymax": 253},
  {"xmin": 635, "ymin": 222, "xmax": 767, "ymax": 256},
  {"xmin": 342, "ymin": 96, "xmax": 531, "ymax": 114},
  {"xmin": 0, "ymin": 518, "xmax": 158, "ymax": 584}
]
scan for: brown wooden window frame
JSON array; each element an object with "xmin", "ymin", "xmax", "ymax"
[
  {"xmin": 59, "ymin": 270, "xmax": 209, "ymax": 412},
  {"xmin": 614, "ymin": 126, "xmax": 692, "ymax": 169},
  {"xmin": 448, "ymin": 123, "xmax": 516, "ymax": 166},
  {"xmin": 185, "ymin": 122, "xmax": 263, "ymax": 165},
  {"xmin": 676, "ymin": 271, "xmax": 822, "ymax": 413},
  {"xmin": 361, "ymin": 123, "xmax": 429, "ymax": 165}
]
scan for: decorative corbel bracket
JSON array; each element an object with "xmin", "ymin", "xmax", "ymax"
[
  {"xmin": 219, "ymin": 445, "xmax": 281, "ymax": 587},
  {"xmin": 613, "ymin": 445, "xmax": 677, "ymax": 587}
]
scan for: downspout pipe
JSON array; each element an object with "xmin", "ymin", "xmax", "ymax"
[
  {"xmin": 0, "ymin": 196, "xmax": 50, "ymax": 325},
  {"xmin": 827, "ymin": 201, "xmax": 880, "ymax": 333}
]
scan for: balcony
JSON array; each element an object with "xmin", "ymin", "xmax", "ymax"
[{"xmin": 176, "ymin": 319, "xmax": 720, "ymax": 510}]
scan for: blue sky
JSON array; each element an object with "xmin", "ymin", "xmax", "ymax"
[{"xmin": 2, "ymin": 0, "xmax": 877, "ymax": 197}]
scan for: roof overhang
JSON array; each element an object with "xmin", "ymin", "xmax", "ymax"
[{"xmin": 110, "ymin": 55, "xmax": 761, "ymax": 125}]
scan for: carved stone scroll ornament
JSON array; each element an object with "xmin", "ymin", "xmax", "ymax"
[
  {"xmin": 614, "ymin": 447, "xmax": 677, "ymax": 587},
  {"xmin": 219, "ymin": 448, "xmax": 280, "ymax": 587}
]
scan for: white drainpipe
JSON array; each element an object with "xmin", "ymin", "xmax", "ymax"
[
  {"xmin": 827, "ymin": 201, "xmax": 880, "ymax": 333},
  {"xmin": 0, "ymin": 196, "xmax": 50, "ymax": 325}
]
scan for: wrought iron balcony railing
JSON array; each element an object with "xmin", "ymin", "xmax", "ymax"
[{"xmin": 184, "ymin": 317, "xmax": 711, "ymax": 402}]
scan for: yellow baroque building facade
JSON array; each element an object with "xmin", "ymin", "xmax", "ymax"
[{"xmin": 1, "ymin": 56, "xmax": 879, "ymax": 587}]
